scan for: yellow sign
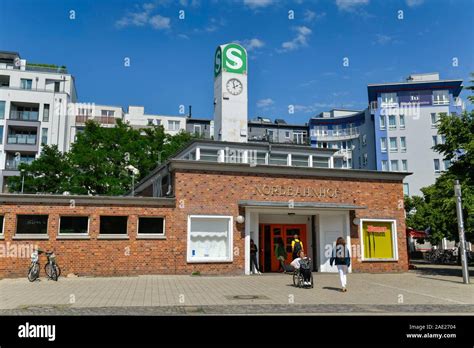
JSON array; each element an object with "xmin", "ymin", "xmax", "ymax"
[
  {"xmin": 255, "ymin": 185, "xmax": 340, "ymax": 198},
  {"xmin": 362, "ymin": 221, "xmax": 395, "ymax": 259}
]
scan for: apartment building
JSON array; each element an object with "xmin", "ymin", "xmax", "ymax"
[
  {"xmin": 185, "ymin": 117, "xmax": 214, "ymax": 139},
  {"xmin": 368, "ymin": 73, "xmax": 464, "ymax": 196},
  {"xmin": 248, "ymin": 117, "xmax": 309, "ymax": 145},
  {"xmin": 69, "ymin": 103, "xmax": 124, "ymax": 148},
  {"xmin": 123, "ymin": 106, "xmax": 186, "ymax": 135},
  {"xmin": 309, "ymin": 109, "xmax": 376, "ymax": 170},
  {"xmin": 0, "ymin": 51, "xmax": 77, "ymax": 191}
]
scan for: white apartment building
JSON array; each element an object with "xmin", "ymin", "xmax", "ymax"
[
  {"xmin": 368, "ymin": 73, "xmax": 464, "ymax": 196},
  {"xmin": 309, "ymin": 109, "xmax": 376, "ymax": 170},
  {"xmin": 124, "ymin": 106, "xmax": 186, "ymax": 135},
  {"xmin": 0, "ymin": 51, "xmax": 190, "ymax": 192},
  {"xmin": 0, "ymin": 51, "xmax": 77, "ymax": 191},
  {"xmin": 68, "ymin": 103, "xmax": 125, "ymax": 149}
]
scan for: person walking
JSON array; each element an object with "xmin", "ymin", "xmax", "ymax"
[
  {"xmin": 250, "ymin": 239, "xmax": 261, "ymax": 274},
  {"xmin": 291, "ymin": 234, "xmax": 304, "ymax": 260},
  {"xmin": 274, "ymin": 238, "xmax": 286, "ymax": 273},
  {"xmin": 330, "ymin": 237, "xmax": 351, "ymax": 292}
]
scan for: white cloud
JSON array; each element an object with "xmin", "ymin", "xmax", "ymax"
[
  {"xmin": 406, "ymin": 0, "xmax": 424, "ymax": 7},
  {"xmin": 303, "ymin": 9, "xmax": 326, "ymax": 22},
  {"xmin": 239, "ymin": 38, "xmax": 265, "ymax": 51},
  {"xmin": 243, "ymin": 0, "xmax": 274, "ymax": 9},
  {"xmin": 373, "ymin": 34, "xmax": 403, "ymax": 45},
  {"xmin": 374, "ymin": 34, "xmax": 392, "ymax": 45},
  {"xmin": 194, "ymin": 17, "xmax": 226, "ymax": 34},
  {"xmin": 257, "ymin": 98, "xmax": 275, "ymax": 108},
  {"xmin": 280, "ymin": 26, "xmax": 312, "ymax": 52},
  {"xmin": 335, "ymin": 0, "xmax": 369, "ymax": 11},
  {"xmin": 116, "ymin": 3, "xmax": 171, "ymax": 30},
  {"xmin": 149, "ymin": 15, "xmax": 171, "ymax": 29},
  {"xmin": 179, "ymin": 0, "xmax": 201, "ymax": 7}
]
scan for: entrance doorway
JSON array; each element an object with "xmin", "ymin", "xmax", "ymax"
[{"xmin": 259, "ymin": 224, "xmax": 307, "ymax": 272}]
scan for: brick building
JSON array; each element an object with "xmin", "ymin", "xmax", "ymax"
[{"xmin": 0, "ymin": 140, "xmax": 409, "ymax": 278}]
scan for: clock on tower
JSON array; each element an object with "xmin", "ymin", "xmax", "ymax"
[{"xmin": 213, "ymin": 43, "xmax": 248, "ymax": 142}]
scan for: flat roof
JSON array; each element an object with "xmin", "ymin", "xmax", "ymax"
[
  {"xmin": 367, "ymin": 79, "xmax": 463, "ymax": 102},
  {"xmin": 134, "ymin": 158, "xmax": 411, "ymax": 194},
  {"xmin": 0, "ymin": 194, "xmax": 175, "ymax": 207}
]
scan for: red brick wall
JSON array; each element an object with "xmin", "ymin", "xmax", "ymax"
[
  {"xmin": 174, "ymin": 170, "xmax": 408, "ymax": 273},
  {"xmin": 0, "ymin": 169, "xmax": 408, "ymax": 278}
]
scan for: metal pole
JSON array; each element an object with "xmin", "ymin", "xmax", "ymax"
[
  {"xmin": 454, "ymin": 180, "xmax": 470, "ymax": 284},
  {"xmin": 131, "ymin": 173, "xmax": 135, "ymax": 196},
  {"xmin": 21, "ymin": 170, "xmax": 25, "ymax": 194}
]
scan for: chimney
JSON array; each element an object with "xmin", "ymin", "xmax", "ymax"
[{"xmin": 188, "ymin": 105, "xmax": 192, "ymax": 118}]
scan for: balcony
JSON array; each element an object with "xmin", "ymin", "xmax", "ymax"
[
  {"xmin": 313, "ymin": 128, "xmax": 360, "ymax": 141},
  {"xmin": 9, "ymin": 110, "xmax": 39, "ymax": 121},
  {"xmin": 334, "ymin": 148, "xmax": 353, "ymax": 158},
  {"xmin": 75, "ymin": 115, "xmax": 116, "ymax": 125},
  {"xmin": 7, "ymin": 134, "xmax": 37, "ymax": 145},
  {"xmin": 5, "ymin": 158, "xmax": 35, "ymax": 171}
]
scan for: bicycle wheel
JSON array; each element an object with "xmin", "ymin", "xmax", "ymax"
[
  {"xmin": 28, "ymin": 263, "xmax": 39, "ymax": 282},
  {"xmin": 45, "ymin": 263, "xmax": 59, "ymax": 281}
]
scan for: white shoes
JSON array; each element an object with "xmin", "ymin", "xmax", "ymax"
[{"xmin": 257, "ymin": 271, "xmax": 262, "ymax": 275}]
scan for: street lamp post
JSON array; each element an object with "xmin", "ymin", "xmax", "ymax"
[
  {"xmin": 21, "ymin": 169, "xmax": 25, "ymax": 194},
  {"xmin": 131, "ymin": 172, "xmax": 135, "ymax": 196},
  {"xmin": 125, "ymin": 165, "xmax": 139, "ymax": 196},
  {"xmin": 454, "ymin": 180, "xmax": 470, "ymax": 284}
]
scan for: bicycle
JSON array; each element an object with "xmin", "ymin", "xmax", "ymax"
[
  {"xmin": 27, "ymin": 249, "xmax": 61, "ymax": 282},
  {"xmin": 44, "ymin": 251, "xmax": 61, "ymax": 281},
  {"xmin": 27, "ymin": 249, "xmax": 41, "ymax": 282}
]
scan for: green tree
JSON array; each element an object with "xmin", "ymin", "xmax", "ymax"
[
  {"xmin": 8, "ymin": 120, "xmax": 194, "ymax": 195},
  {"xmin": 8, "ymin": 145, "xmax": 72, "ymax": 194}
]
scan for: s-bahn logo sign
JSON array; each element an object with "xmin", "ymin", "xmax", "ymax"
[{"xmin": 214, "ymin": 43, "xmax": 247, "ymax": 77}]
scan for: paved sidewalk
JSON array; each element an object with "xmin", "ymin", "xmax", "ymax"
[{"xmin": 1, "ymin": 265, "xmax": 473, "ymax": 315}]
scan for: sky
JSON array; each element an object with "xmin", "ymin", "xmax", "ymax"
[{"xmin": 0, "ymin": 0, "xmax": 473, "ymax": 124}]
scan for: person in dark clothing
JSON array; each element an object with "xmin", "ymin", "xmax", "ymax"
[
  {"xmin": 330, "ymin": 237, "xmax": 351, "ymax": 292},
  {"xmin": 250, "ymin": 239, "xmax": 261, "ymax": 274}
]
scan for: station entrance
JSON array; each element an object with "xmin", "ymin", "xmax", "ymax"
[{"xmin": 258, "ymin": 224, "xmax": 307, "ymax": 272}]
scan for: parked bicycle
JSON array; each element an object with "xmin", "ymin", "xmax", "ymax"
[
  {"xmin": 425, "ymin": 248, "xmax": 458, "ymax": 265},
  {"xmin": 27, "ymin": 249, "xmax": 61, "ymax": 282}
]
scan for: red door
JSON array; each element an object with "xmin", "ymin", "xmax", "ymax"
[{"xmin": 259, "ymin": 224, "xmax": 307, "ymax": 272}]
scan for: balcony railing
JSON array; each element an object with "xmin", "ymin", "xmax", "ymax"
[
  {"xmin": 25, "ymin": 65, "xmax": 68, "ymax": 74},
  {"xmin": 75, "ymin": 115, "xmax": 116, "ymax": 125},
  {"xmin": 10, "ymin": 110, "xmax": 39, "ymax": 121},
  {"xmin": 5, "ymin": 158, "xmax": 34, "ymax": 170},
  {"xmin": 7, "ymin": 134, "xmax": 37, "ymax": 145},
  {"xmin": 313, "ymin": 128, "xmax": 360, "ymax": 139}
]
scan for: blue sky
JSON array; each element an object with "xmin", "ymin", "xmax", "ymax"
[{"xmin": 0, "ymin": 0, "xmax": 473, "ymax": 124}]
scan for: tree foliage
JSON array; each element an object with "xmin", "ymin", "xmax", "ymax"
[{"xmin": 8, "ymin": 120, "xmax": 194, "ymax": 195}]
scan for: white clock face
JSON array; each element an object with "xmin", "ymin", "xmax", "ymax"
[{"xmin": 226, "ymin": 78, "xmax": 243, "ymax": 95}]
